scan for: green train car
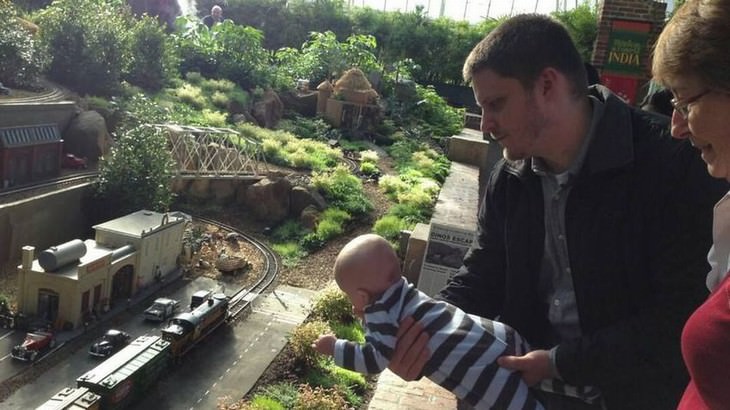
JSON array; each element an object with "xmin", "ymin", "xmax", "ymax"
[
  {"xmin": 36, "ymin": 387, "xmax": 101, "ymax": 410},
  {"xmin": 76, "ymin": 335, "xmax": 170, "ymax": 409}
]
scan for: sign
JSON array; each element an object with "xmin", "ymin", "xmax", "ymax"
[
  {"xmin": 603, "ymin": 20, "xmax": 652, "ymax": 77},
  {"xmin": 417, "ymin": 223, "xmax": 475, "ymax": 297}
]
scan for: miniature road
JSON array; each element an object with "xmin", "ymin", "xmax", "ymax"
[
  {"xmin": 0, "ymin": 283, "xmax": 315, "ymax": 409},
  {"xmin": 134, "ymin": 285, "xmax": 316, "ymax": 409}
]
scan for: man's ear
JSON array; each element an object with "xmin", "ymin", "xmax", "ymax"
[{"xmin": 535, "ymin": 67, "xmax": 561, "ymax": 99}]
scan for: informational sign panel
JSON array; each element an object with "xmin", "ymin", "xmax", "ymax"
[
  {"xmin": 603, "ymin": 19, "xmax": 652, "ymax": 77},
  {"xmin": 417, "ymin": 223, "xmax": 475, "ymax": 297},
  {"xmin": 600, "ymin": 74, "xmax": 640, "ymax": 105}
]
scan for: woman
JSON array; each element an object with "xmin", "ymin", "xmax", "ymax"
[{"xmin": 652, "ymin": 1, "xmax": 730, "ymax": 408}]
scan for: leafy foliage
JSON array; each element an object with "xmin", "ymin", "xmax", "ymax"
[
  {"xmin": 552, "ymin": 2, "xmax": 598, "ymax": 62},
  {"xmin": 172, "ymin": 17, "xmax": 273, "ymax": 90},
  {"xmin": 124, "ymin": 15, "xmax": 179, "ymax": 92},
  {"xmin": 88, "ymin": 125, "xmax": 175, "ymax": 222},
  {"xmin": 310, "ymin": 285, "xmax": 356, "ymax": 325},
  {"xmin": 36, "ymin": 0, "xmax": 130, "ymax": 96},
  {"xmin": 274, "ymin": 31, "xmax": 380, "ymax": 88},
  {"xmin": 293, "ymin": 384, "xmax": 349, "ymax": 410},
  {"xmin": 311, "ymin": 166, "xmax": 372, "ymax": 218},
  {"xmin": 0, "ymin": 3, "xmax": 46, "ymax": 89},
  {"xmin": 289, "ymin": 320, "xmax": 331, "ymax": 369}
]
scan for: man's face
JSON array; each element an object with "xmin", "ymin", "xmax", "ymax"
[
  {"xmin": 473, "ymin": 69, "xmax": 547, "ymax": 161},
  {"xmin": 212, "ymin": 8, "xmax": 222, "ymax": 19}
]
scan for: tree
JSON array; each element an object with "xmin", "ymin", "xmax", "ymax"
[{"xmin": 87, "ymin": 124, "xmax": 175, "ymax": 223}]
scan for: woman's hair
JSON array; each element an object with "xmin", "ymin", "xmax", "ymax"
[{"xmin": 652, "ymin": 0, "xmax": 730, "ymax": 92}]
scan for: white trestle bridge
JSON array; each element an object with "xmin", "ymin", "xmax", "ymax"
[{"xmin": 153, "ymin": 124, "xmax": 268, "ymax": 179}]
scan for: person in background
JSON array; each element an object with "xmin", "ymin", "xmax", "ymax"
[
  {"xmin": 203, "ymin": 5, "xmax": 223, "ymax": 28},
  {"xmin": 387, "ymin": 13, "xmax": 727, "ymax": 410},
  {"xmin": 640, "ymin": 81, "xmax": 673, "ymax": 117},
  {"xmin": 652, "ymin": 0, "xmax": 730, "ymax": 408}
]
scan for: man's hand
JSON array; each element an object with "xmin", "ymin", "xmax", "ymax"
[
  {"xmin": 388, "ymin": 316, "xmax": 430, "ymax": 381},
  {"xmin": 312, "ymin": 334, "xmax": 337, "ymax": 356},
  {"xmin": 497, "ymin": 349, "xmax": 554, "ymax": 386}
]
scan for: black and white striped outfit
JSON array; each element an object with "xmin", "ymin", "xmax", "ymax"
[{"xmin": 333, "ymin": 277, "xmax": 600, "ymax": 410}]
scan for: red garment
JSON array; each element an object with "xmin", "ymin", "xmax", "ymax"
[{"xmin": 678, "ymin": 273, "xmax": 730, "ymax": 409}]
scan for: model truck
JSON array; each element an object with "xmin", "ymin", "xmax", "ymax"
[{"xmin": 143, "ymin": 298, "xmax": 179, "ymax": 322}]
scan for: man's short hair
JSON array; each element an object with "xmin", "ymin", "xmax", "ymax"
[
  {"xmin": 211, "ymin": 5, "xmax": 222, "ymax": 13},
  {"xmin": 463, "ymin": 14, "xmax": 587, "ymax": 96}
]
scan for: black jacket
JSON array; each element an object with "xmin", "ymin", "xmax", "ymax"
[{"xmin": 437, "ymin": 86, "xmax": 728, "ymax": 409}]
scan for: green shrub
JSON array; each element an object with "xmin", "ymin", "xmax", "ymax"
[
  {"xmin": 201, "ymin": 77, "xmax": 236, "ymax": 93},
  {"xmin": 248, "ymin": 396, "xmax": 284, "ymax": 410},
  {"xmin": 272, "ymin": 242, "xmax": 306, "ymax": 268},
  {"xmin": 314, "ymin": 218, "xmax": 344, "ymax": 242},
  {"xmin": 359, "ymin": 149, "xmax": 379, "ymax": 163},
  {"xmin": 330, "ymin": 321, "xmax": 365, "ymax": 344},
  {"xmin": 373, "ymin": 215, "xmax": 409, "ymax": 244},
  {"xmin": 185, "ymin": 71, "xmax": 203, "ymax": 84},
  {"xmin": 300, "ymin": 232, "xmax": 325, "ymax": 253},
  {"xmin": 200, "ymin": 109, "xmax": 227, "ymax": 127},
  {"xmin": 0, "ymin": 5, "xmax": 46, "ymax": 89},
  {"xmin": 271, "ymin": 220, "xmax": 308, "ymax": 242},
  {"xmin": 302, "ymin": 366, "xmax": 364, "ymax": 408},
  {"xmin": 211, "ymin": 91, "xmax": 230, "ymax": 109},
  {"xmin": 174, "ymin": 83, "xmax": 207, "ymax": 109},
  {"xmin": 87, "ymin": 124, "xmax": 175, "ymax": 223},
  {"xmin": 38, "ymin": 0, "xmax": 130, "ymax": 96},
  {"xmin": 124, "ymin": 15, "xmax": 178, "ymax": 92},
  {"xmin": 359, "ymin": 161, "xmax": 380, "ymax": 176},
  {"xmin": 311, "ymin": 166, "xmax": 372, "ymax": 217},
  {"xmin": 311, "ymin": 285, "xmax": 355, "ymax": 325},
  {"xmin": 289, "ymin": 321, "xmax": 331, "ymax": 369},
  {"xmin": 293, "ymin": 384, "xmax": 349, "ymax": 410},
  {"xmin": 257, "ymin": 382, "xmax": 299, "ymax": 409}
]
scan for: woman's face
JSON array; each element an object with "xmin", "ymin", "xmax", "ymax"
[{"xmin": 669, "ymin": 77, "xmax": 730, "ymax": 181}]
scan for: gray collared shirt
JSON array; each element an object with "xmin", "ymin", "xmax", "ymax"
[{"xmin": 532, "ymin": 96, "xmax": 605, "ymax": 343}]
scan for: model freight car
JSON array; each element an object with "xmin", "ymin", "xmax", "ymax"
[
  {"xmin": 35, "ymin": 387, "xmax": 101, "ymax": 410},
  {"xmin": 161, "ymin": 293, "xmax": 229, "ymax": 357},
  {"xmin": 76, "ymin": 335, "xmax": 170, "ymax": 410}
]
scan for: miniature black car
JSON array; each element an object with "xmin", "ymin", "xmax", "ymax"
[{"xmin": 88, "ymin": 329, "xmax": 131, "ymax": 358}]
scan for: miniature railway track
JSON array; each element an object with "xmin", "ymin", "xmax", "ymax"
[
  {"xmin": 193, "ymin": 216, "xmax": 280, "ymax": 321},
  {"xmin": 0, "ymin": 172, "xmax": 98, "ymax": 203}
]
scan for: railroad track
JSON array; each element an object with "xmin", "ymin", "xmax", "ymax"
[
  {"xmin": 193, "ymin": 216, "xmax": 280, "ymax": 321},
  {"xmin": 0, "ymin": 172, "xmax": 98, "ymax": 204}
]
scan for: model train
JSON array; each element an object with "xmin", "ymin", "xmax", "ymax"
[{"xmin": 36, "ymin": 293, "xmax": 229, "ymax": 410}]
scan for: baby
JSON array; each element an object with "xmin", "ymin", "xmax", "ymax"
[{"xmin": 313, "ymin": 233, "xmax": 549, "ymax": 409}]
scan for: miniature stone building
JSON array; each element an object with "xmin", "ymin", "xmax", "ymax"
[
  {"xmin": 322, "ymin": 68, "xmax": 380, "ymax": 129},
  {"xmin": 16, "ymin": 210, "xmax": 188, "ymax": 329}
]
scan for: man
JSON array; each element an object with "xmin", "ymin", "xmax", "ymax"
[
  {"xmin": 202, "ymin": 5, "xmax": 222, "ymax": 28},
  {"xmin": 388, "ymin": 14, "xmax": 727, "ymax": 409}
]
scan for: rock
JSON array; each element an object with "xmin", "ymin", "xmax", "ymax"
[
  {"xmin": 299, "ymin": 205, "xmax": 320, "ymax": 231},
  {"xmin": 279, "ymin": 91, "xmax": 318, "ymax": 117},
  {"xmin": 290, "ymin": 186, "xmax": 327, "ymax": 217},
  {"xmin": 210, "ymin": 180, "xmax": 236, "ymax": 203},
  {"xmin": 242, "ymin": 177, "xmax": 292, "ymax": 224},
  {"xmin": 62, "ymin": 110, "xmax": 113, "ymax": 163},
  {"xmin": 252, "ymin": 89, "xmax": 284, "ymax": 129}
]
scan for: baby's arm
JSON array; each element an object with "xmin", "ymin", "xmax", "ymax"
[{"xmin": 313, "ymin": 334, "xmax": 337, "ymax": 356}]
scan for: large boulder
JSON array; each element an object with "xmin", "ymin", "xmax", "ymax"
[
  {"xmin": 242, "ymin": 177, "xmax": 292, "ymax": 224},
  {"xmin": 279, "ymin": 91, "xmax": 318, "ymax": 117},
  {"xmin": 63, "ymin": 110, "xmax": 113, "ymax": 163},
  {"xmin": 290, "ymin": 186, "xmax": 327, "ymax": 217},
  {"xmin": 252, "ymin": 89, "xmax": 284, "ymax": 129}
]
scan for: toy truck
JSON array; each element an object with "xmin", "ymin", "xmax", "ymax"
[{"xmin": 143, "ymin": 298, "xmax": 179, "ymax": 322}]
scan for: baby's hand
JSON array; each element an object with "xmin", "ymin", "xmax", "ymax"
[{"xmin": 313, "ymin": 334, "xmax": 337, "ymax": 356}]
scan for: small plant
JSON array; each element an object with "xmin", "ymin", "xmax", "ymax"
[
  {"xmin": 174, "ymin": 83, "xmax": 207, "ymax": 109},
  {"xmin": 185, "ymin": 71, "xmax": 203, "ymax": 84},
  {"xmin": 211, "ymin": 91, "xmax": 230, "ymax": 109},
  {"xmin": 359, "ymin": 161, "xmax": 380, "ymax": 177},
  {"xmin": 293, "ymin": 384, "xmax": 349, "ymax": 410},
  {"xmin": 272, "ymin": 242, "xmax": 306, "ymax": 268},
  {"xmin": 200, "ymin": 109, "xmax": 228, "ymax": 127},
  {"xmin": 289, "ymin": 321, "xmax": 331, "ymax": 369},
  {"xmin": 310, "ymin": 285, "xmax": 355, "ymax": 325},
  {"xmin": 359, "ymin": 150, "xmax": 379, "ymax": 163},
  {"xmin": 248, "ymin": 395, "xmax": 285, "ymax": 410},
  {"xmin": 373, "ymin": 215, "xmax": 409, "ymax": 244},
  {"xmin": 311, "ymin": 166, "xmax": 372, "ymax": 218},
  {"xmin": 257, "ymin": 382, "xmax": 299, "ymax": 409}
]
